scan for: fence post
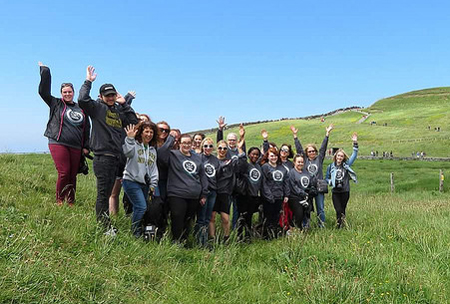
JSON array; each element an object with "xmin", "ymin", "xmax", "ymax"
[
  {"xmin": 439, "ymin": 170, "xmax": 444, "ymax": 192},
  {"xmin": 390, "ymin": 173, "xmax": 395, "ymax": 193}
]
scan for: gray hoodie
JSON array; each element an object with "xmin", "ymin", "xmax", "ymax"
[{"xmin": 122, "ymin": 137, "xmax": 158, "ymax": 188}]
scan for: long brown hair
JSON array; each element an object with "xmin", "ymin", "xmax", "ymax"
[{"xmin": 260, "ymin": 147, "xmax": 280, "ymax": 165}]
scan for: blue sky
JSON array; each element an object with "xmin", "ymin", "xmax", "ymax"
[{"xmin": 1, "ymin": 0, "xmax": 449, "ymax": 152}]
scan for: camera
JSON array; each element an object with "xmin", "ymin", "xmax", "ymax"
[
  {"xmin": 143, "ymin": 225, "xmax": 157, "ymax": 242},
  {"xmin": 78, "ymin": 156, "xmax": 89, "ymax": 175}
]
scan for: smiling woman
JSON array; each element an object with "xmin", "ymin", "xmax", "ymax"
[
  {"xmin": 325, "ymin": 132, "xmax": 359, "ymax": 228},
  {"xmin": 157, "ymin": 133, "xmax": 209, "ymax": 242},
  {"xmin": 122, "ymin": 122, "xmax": 159, "ymax": 237},
  {"xmin": 38, "ymin": 62, "xmax": 91, "ymax": 207}
]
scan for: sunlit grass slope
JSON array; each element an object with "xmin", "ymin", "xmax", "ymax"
[{"xmin": 210, "ymin": 87, "xmax": 450, "ymax": 157}]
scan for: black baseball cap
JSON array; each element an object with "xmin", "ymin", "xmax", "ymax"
[{"xmin": 99, "ymin": 84, "xmax": 117, "ymax": 96}]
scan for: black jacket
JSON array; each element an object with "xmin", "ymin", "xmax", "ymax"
[
  {"xmin": 78, "ymin": 80, "xmax": 138, "ymax": 156},
  {"xmin": 39, "ymin": 66, "xmax": 90, "ymax": 149}
]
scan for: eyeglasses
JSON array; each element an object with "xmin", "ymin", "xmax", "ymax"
[
  {"xmin": 307, "ymin": 150, "xmax": 317, "ymax": 154},
  {"xmin": 159, "ymin": 128, "xmax": 169, "ymax": 133},
  {"xmin": 217, "ymin": 147, "xmax": 228, "ymax": 150},
  {"xmin": 280, "ymin": 148, "xmax": 289, "ymax": 153},
  {"xmin": 203, "ymin": 144, "xmax": 214, "ymax": 149}
]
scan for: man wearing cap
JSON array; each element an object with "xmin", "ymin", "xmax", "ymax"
[{"xmin": 78, "ymin": 65, "xmax": 138, "ymax": 233}]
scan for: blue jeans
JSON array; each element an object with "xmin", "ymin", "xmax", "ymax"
[
  {"xmin": 314, "ymin": 193, "xmax": 325, "ymax": 226},
  {"xmin": 195, "ymin": 190, "xmax": 216, "ymax": 245},
  {"xmin": 122, "ymin": 179, "xmax": 149, "ymax": 237}
]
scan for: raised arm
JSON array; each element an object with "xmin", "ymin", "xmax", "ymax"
[
  {"xmin": 124, "ymin": 91, "xmax": 136, "ymax": 105},
  {"xmin": 318, "ymin": 124, "xmax": 334, "ymax": 160},
  {"xmin": 261, "ymin": 129, "xmax": 269, "ymax": 154},
  {"xmin": 239, "ymin": 123, "xmax": 246, "ymax": 153},
  {"xmin": 291, "ymin": 125, "xmax": 304, "ymax": 155},
  {"xmin": 216, "ymin": 116, "xmax": 227, "ymax": 142},
  {"xmin": 347, "ymin": 132, "xmax": 358, "ymax": 166},
  {"xmin": 38, "ymin": 62, "xmax": 55, "ymax": 106},
  {"xmin": 78, "ymin": 66, "xmax": 97, "ymax": 115},
  {"xmin": 157, "ymin": 131, "xmax": 176, "ymax": 165}
]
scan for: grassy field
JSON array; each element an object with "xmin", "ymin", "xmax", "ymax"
[
  {"xmin": 209, "ymin": 87, "xmax": 450, "ymax": 157},
  {"xmin": 1, "ymin": 153, "xmax": 450, "ymax": 303}
]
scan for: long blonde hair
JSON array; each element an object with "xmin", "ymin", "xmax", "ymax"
[{"xmin": 332, "ymin": 149, "xmax": 349, "ymax": 163}]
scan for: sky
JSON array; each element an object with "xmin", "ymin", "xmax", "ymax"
[{"xmin": 1, "ymin": 0, "xmax": 449, "ymax": 152}]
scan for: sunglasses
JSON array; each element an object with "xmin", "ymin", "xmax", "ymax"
[
  {"xmin": 159, "ymin": 128, "xmax": 170, "ymax": 133},
  {"xmin": 280, "ymin": 148, "xmax": 289, "ymax": 152},
  {"xmin": 60, "ymin": 83, "xmax": 74, "ymax": 90},
  {"xmin": 217, "ymin": 147, "xmax": 228, "ymax": 150},
  {"xmin": 307, "ymin": 150, "xmax": 317, "ymax": 154},
  {"xmin": 203, "ymin": 144, "xmax": 214, "ymax": 149}
]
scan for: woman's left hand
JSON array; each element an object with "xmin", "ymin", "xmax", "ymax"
[{"xmin": 200, "ymin": 197, "xmax": 207, "ymax": 206}]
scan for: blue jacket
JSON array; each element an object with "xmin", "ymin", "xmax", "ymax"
[{"xmin": 326, "ymin": 145, "xmax": 358, "ymax": 188}]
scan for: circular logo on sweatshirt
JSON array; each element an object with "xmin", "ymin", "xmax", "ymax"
[
  {"xmin": 307, "ymin": 163, "xmax": 318, "ymax": 175},
  {"xmin": 231, "ymin": 154, "xmax": 239, "ymax": 160},
  {"xmin": 183, "ymin": 160, "xmax": 197, "ymax": 174},
  {"xmin": 249, "ymin": 168, "xmax": 261, "ymax": 182},
  {"xmin": 301, "ymin": 176, "xmax": 310, "ymax": 188},
  {"xmin": 272, "ymin": 170, "xmax": 284, "ymax": 182},
  {"xmin": 335, "ymin": 168, "xmax": 345, "ymax": 181},
  {"xmin": 65, "ymin": 108, "xmax": 84, "ymax": 126},
  {"xmin": 204, "ymin": 163, "xmax": 216, "ymax": 178}
]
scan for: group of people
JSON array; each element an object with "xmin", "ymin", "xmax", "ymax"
[{"xmin": 39, "ymin": 63, "xmax": 359, "ymax": 245}]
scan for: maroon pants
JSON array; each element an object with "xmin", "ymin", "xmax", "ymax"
[{"xmin": 49, "ymin": 144, "xmax": 81, "ymax": 204}]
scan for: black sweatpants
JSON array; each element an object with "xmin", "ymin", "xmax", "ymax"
[
  {"xmin": 236, "ymin": 195, "xmax": 260, "ymax": 228},
  {"xmin": 332, "ymin": 191, "xmax": 350, "ymax": 227},
  {"xmin": 168, "ymin": 196, "xmax": 200, "ymax": 241},
  {"xmin": 288, "ymin": 197, "xmax": 312, "ymax": 229},
  {"xmin": 263, "ymin": 198, "xmax": 282, "ymax": 228}
]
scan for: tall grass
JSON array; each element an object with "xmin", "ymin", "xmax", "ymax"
[{"xmin": 1, "ymin": 154, "xmax": 450, "ymax": 303}]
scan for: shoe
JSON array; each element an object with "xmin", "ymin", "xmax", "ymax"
[
  {"xmin": 318, "ymin": 219, "xmax": 325, "ymax": 228},
  {"xmin": 104, "ymin": 226, "xmax": 118, "ymax": 237},
  {"xmin": 68, "ymin": 202, "xmax": 74, "ymax": 207},
  {"xmin": 56, "ymin": 200, "xmax": 63, "ymax": 206}
]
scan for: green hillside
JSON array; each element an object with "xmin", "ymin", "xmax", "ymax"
[{"xmin": 209, "ymin": 87, "xmax": 450, "ymax": 157}]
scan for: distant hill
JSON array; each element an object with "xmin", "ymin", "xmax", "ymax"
[{"xmin": 203, "ymin": 87, "xmax": 450, "ymax": 157}]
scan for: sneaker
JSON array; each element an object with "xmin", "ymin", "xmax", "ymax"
[{"xmin": 104, "ymin": 227, "xmax": 118, "ymax": 237}]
